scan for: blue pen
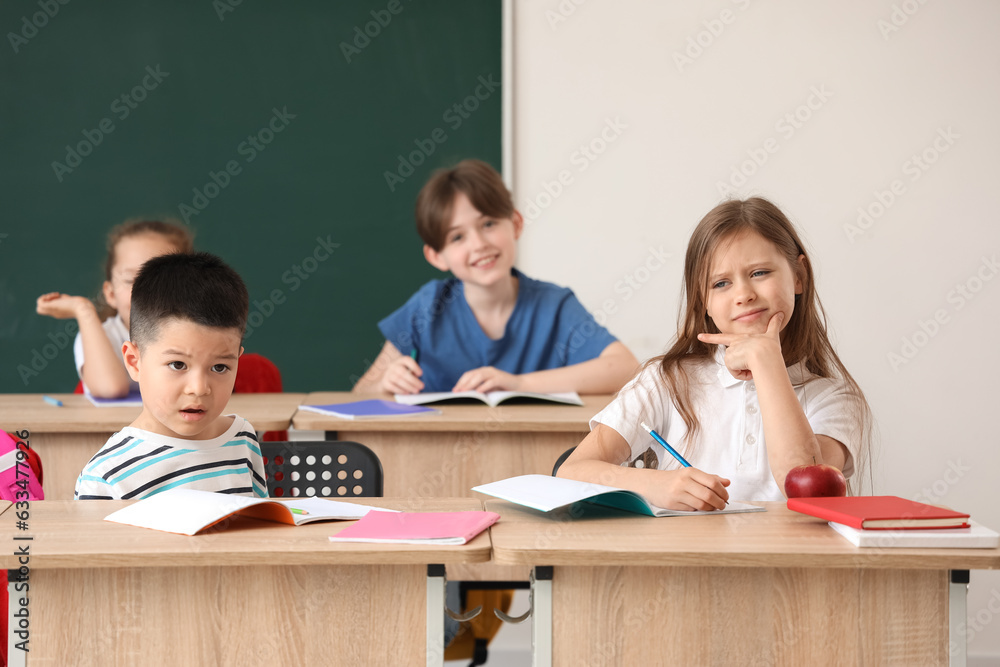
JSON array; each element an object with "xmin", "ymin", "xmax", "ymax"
[
  {"xmin": 42, "ymin": 395, "xmax": 63, "ymax": 407},
  {"xmin": 410, "ymin": 348, "xmax": 418, "ymax": 362},
  {"xmin": 640, "ymin": 421, "xmax": 690, "ymax": 468}
]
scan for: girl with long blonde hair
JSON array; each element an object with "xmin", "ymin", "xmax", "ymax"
[{"xmin": 559, "ymin": 198, "xmax": 872, "ymax": 509}]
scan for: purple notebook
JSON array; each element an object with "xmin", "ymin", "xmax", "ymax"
[
  {"xmin": 86, "ymin": 390, "xmax": 143, "ymax": 407},
  {"xmin": 297, "ymin": 399, "xmax": 440, "ymax": 420}
]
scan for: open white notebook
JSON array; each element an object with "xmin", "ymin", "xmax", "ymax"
[
  {"xmin": 104, "ymin": 488, "xmax": 394, "ymax": 535},
  {"xmin": 473, "ymin": 474, "xmax": 764, "ymax": 517}
]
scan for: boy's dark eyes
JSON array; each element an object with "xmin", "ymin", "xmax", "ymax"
[{"xmin": 166, "ymin": 361, "xmax": 230, "ymax": 372}]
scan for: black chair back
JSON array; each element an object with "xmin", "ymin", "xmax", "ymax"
[
  {"xmin": 261, "ymin": 441, "xmax": 383, "ymax": 498},
  {"xmin": 551, "ymin": 445, "xmax": 577, "ymax": 476}
]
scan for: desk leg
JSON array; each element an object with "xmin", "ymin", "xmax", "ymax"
[
  {"xmin": 427, "ymin": 564, "xmax": 445, "ymax": 667},
  {"xmin": 532, "ymin": 566, "xmax": 553, "ymax": 667},
  {"xmin": 7, "ymin": 570, "xmax": 25, "ymax": 667},
  {"xmin": 950, "ymin": 570, "xmax": 969, "ymax": 667}
]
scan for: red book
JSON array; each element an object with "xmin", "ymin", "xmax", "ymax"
[{"xmin": 787, "ymin": 496, "xmax": 970, "ymax": 530}]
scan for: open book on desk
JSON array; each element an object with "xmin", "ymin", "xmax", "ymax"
[
  {"xmin": 472, "ymin": 474, "xmax": 764, "ymax": 517},
  {"xmin": 104, "ymin": 488, "xmax": 396, "ymax": 536},
  {"xmin": 395, "ymin": 391, "xmax": 584, "ymax": 407}
]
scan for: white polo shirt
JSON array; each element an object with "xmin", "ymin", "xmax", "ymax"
[
  {"xmin": 73, "ymin": 314, "xmax": 139, "ymax": 395},
  {"xmin": 591, "ymin": 347, "xmax": 860, "ymax": 502}
]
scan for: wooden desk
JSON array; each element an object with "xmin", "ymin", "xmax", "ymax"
[
  {"xmin": 1, "ymin": 497, "xmax": 490, "ymax": 666},
  {"xmin": 294, "ymin": 392, "xmax": 611, "ymax": 583},
  {"xmin": 0, "ymin": 393, "xmax": 305, "ymax": 501},
  {"xmin": 486, "ymin": 500, "xmax": 1000, "ymax": 667},
  {"xmin": 293, "ymin": 392, "xmax": 612, "ymax": 499}
]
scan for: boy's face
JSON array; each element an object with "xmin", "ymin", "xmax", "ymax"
[
  {"xmin": 423, "ymin": 192, "xmax": 523, "ymax": 289},
  {"xmin": 123, "ymin": 317, "xmax": 243, "ymax": 440}
]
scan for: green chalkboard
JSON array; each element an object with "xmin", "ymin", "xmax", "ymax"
[{"xmin": 0, "ymin": 1, "xmax": 501, "ymax": 393}]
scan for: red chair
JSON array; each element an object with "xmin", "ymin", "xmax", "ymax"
[{"xmin": 233, "ymin": 353, "xmax": 288, "ymax": 442}]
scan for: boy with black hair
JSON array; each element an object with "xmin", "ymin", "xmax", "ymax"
[{"xmin": 75, "ymin": 252, "xmax": 266, "ymax": 500}]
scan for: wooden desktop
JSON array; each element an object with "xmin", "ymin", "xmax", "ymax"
[
  {"xmin": 486, "ymin": 499, "xmax": 1000, "ymax": 666},
  {"xmin": 0, "ymin": 497, "xmax": 490, "ymax": 666}
]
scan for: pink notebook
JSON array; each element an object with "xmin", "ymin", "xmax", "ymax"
[{"xmin": 328, "ymin": 510, "xmax": 499, "ymax": 545}]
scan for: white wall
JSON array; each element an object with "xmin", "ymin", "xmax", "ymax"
[{"xmin": 512, "ymin": 0, "xmax": 1000, "ymax": 659}]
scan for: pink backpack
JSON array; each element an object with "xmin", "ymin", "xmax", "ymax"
[{"xmin": 0, "ymin": 431, "xmax": 44, "ymax": 501}]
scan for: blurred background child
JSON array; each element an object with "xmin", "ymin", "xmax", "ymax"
[
  {"xmin": 36, "ymin": 219, "xmax": 193, "ymax": 398},
  {"xmin": 353, "ymin": 159, "xmax": 638, "ymax": 395}
]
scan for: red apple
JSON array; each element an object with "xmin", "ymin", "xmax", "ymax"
[{"xmin": 784, "ymin": 463, "xmax": 847, "ymax": 498}]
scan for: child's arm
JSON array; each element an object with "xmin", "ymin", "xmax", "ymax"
[
  {"xmin": 698, "ymin": 313, "xmax": 850, "ymax": 494},
  {"xmin": 351, "ymin": 341, "xmax": 424, "ymax": 394},
  {"xmin": 557, "ymin": 424, "xmax": 731, "ymax": 511},
  {"xmin": 451, "ymin": 341, "xmax": 639, "ymax": 394},
  {"xmin": 36, "ymin": 292, "xmax": 132, "ymax": 398}
]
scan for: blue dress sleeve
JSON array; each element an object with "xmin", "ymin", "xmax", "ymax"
[
  {"xmin": 555, "ymin": 292, "xmax": 619, "ymax": 365},
  {"xmin": 377, "ymin": 280, "xmax": 443, "ymax": 356}
]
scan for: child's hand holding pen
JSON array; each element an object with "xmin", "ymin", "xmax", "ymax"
[
  {"xmin": 644, "ymin": 468, "xmax": 731, "ymax": 512},
  {"xmin": 640, "ymin": 422, "xmax": 730, "ymax": 510},
  {"xmin": 379, "ymin": 348, "xmax": 424, "ymax": 395}
]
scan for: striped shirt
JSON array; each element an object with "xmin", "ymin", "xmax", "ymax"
[{"xmin": 75, "ymin": 415, "xmax": 267, "ymax": 500}]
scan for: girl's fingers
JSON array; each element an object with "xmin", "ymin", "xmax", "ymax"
[
  {"xmin": 400, "ymin": 357, "xmax": 422, "ymax": 377},
  {"xmin": 683, "ymin": 470, "xmax": 730, "ymax": 509},
  {"xmin": 387, "ymin": 358, "xmax": 423, "ymax": 392},
  {"xmin": 765, "ymin": 311, "xmax": 784, "ymax": 337},
  {"xmin": 697, "ymin": 332, "xmax": 735, "ymax": 345},
  {"xmin": 453, "ymin": 368, "xmax": 492, "ymax": 392},
  {"xmin": 452, "ymin": 372, "xmax": 473, "ymax": 392},
  {"xmin": 389, "ymin": 377, "xmax": 422, "ymax": 394}
]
